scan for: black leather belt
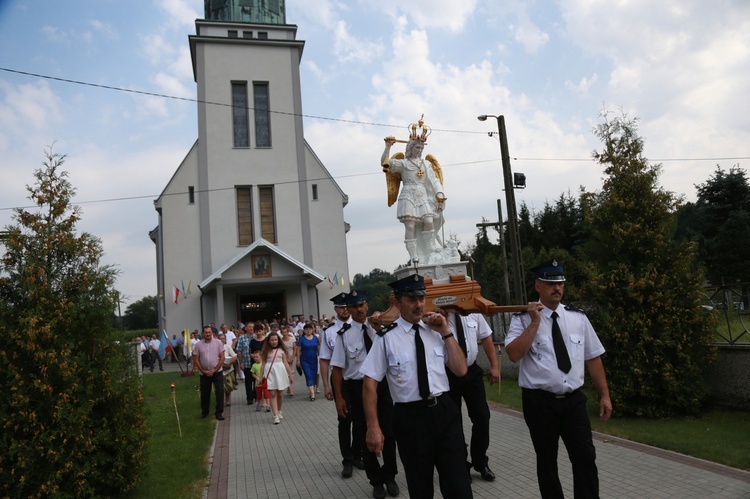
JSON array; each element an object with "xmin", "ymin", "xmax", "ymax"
[
  {"xmin": 523, "ymin": 388, "xmax": 580, "ymax": 399},
  {"xmin": 396, "ymin": 393, "xmax": 445, "ymax": 408}
]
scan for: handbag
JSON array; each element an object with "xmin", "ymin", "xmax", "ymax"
[
  {"xmin": 296, "ymin": 365, "xmax": 303, "ymax": 376},
  {"xmin": 262, "ymin": 348, "xmax": 280, "ymax": 387}
]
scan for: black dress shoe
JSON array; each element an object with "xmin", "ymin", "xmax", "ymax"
[
  {"xmin": 372, "ymin": 484, "xmax": 386, "ymax": 499},
  {"xmin": 341, "ymin": 463, "xmax": 353, "ymax": 478},
  {"xmin": 216, "ymin": 414, "xmax": 225, "ymax": 421},
  {"xmin": 385, "ymin": 479, "xmax": 400, "ymax": 496},
  {"xmin": 353, "ymin": 456, "xmax": 365, "ymax": 470},
  {"xmin": 475, "ymin": 465, "xmax": 495, "ymax": 481},
  {"xmin": 201, "ymin": 413, "xmax": 209, "ymax": 418}
]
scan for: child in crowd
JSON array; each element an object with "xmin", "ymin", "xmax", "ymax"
[
  {"xmin": 260, "ymin": 333, "xmax": 293, "ymax": 424},
  {"xmin": 251, "ymin": 351, "xmax": 270, "ymax": 412}
]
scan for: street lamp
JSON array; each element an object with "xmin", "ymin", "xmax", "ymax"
[{"xmin": 477, "ymin": 114, "xmax": 526, "ymax": 304}]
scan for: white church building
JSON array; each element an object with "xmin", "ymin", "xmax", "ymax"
[{"xmin": 151, "ymin": 0, "xmax": 350, "ymax": 333}]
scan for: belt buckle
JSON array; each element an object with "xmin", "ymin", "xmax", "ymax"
[
  {"xmin": 555, "ymin": 393, "xmax": 565, "ymax": 399},
  {"xmin": 426, "ymin": 397, "xmax": 438, "ymax": 407}
]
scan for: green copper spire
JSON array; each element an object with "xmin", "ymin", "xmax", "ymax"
[{"xmin": 204, "ymin": 0, "xmax": 286, "ymax": 24}]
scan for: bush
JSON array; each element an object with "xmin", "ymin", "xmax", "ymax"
[{"xmin": 0, "ymin": 148, "xmax": 148, "ymax": 497}]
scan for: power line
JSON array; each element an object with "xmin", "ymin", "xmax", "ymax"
[
  {"xmin": 3, "ymin": 66, "xmax": 747, "ymax": 161},
  {"xmin": 0, "ymin": 67, "xmax": 482, "ymax": 136},
  {"xmin": 0, "ymin": 67, "xmax": 747, "ymax": 212}
]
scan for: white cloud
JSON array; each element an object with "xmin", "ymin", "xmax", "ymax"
[
  {"xmin": 511, "ymin": 21, "xmax": 549, "ymax": 53},
  {"xmin": 566, "ymin": 74, "xmax": 598, "ymax": 93},
  {"xmin": 0, "ymin": 79, "xmax": 63, "ymax": 161},
  {"xmin": 89, "ymin": 20, "xmax": 119, "ymax": 41},
  {"xmin": 159, "ymin": 0, "xmax": 202, "ymax": 29},
  {"xmin": 333, "ymin": 20, "xmax": 384, "ymax": 63},
  {"xmin": 379, "ymin": 0, "xmax": 478, "ymax": 32}
]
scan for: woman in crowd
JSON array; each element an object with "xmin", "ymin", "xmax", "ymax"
[
  {"xmin": 249, "ymin": 322, "xmax": 266, "ymax": 353},
  {"xmin": 280, "ymin": 325, "xmax": 297, "ymax": 397},
  {"xmin": 296, "ymin": 323, "xmax": 320, "ymax": 401},
  {"xmin": 260, "ymin": 333, "xmax": 293, "ymax": 424},
  {"xmin": 218, "ymin": 332, "xmax": 238, "ymax": 407}
]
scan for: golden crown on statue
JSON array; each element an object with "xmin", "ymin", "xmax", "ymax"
[{"xmin": 408, "ymin": 114, "xmax": 431, "ymax": 143}]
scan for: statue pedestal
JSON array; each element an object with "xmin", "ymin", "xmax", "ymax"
[
  {"xmin": 394, "ymin": 260, "xmax": 470, "ymax": 283},
  {"xmin": 377, "ymin": 261, "xmax": 519, "ymax": 325}
]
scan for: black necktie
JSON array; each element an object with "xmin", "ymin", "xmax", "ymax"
[
  {"xmin": 551, "ymin": 311, "xmax": 571, "ymax": 373},
  {"xmin": 363, "ymin": 324, "xmax": 372, "ymax": 353},
  {"xmin": 413, "ymin": 324, "xmax": 430, "ymax": 399},
  {"xmin": 454, "ymin": 314, "xmax": 468, "ymax": 357}
]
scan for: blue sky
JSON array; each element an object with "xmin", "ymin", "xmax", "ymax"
[{"xmin": 1, "ymin": 0, "xmax": 748, "ymax": 309}]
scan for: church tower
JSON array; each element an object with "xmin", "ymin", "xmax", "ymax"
[{"xmin": 153, "ymin": 2, "xmax": 350, "ymax": 332}]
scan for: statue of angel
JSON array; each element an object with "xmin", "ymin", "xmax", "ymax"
[{"xmin": 381, "ymin": 116, "xmax": 447, "ymax": 265}]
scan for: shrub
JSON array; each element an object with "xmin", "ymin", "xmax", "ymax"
[{"xmin": 0, "ymin": 148, "xmax": 148, "ymax": 497}]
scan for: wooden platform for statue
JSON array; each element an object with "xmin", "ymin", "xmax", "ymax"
[{"xmin": 375, "ymin": 265, "xmax": 527, "ymax": 325}]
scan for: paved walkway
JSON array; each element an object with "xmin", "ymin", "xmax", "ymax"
[{"xmin": 195, "ymin": 372, "xmax": 749, "ymax": 498}]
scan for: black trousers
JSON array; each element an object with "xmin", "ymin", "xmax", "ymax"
[
  {"xmin": 343, "ymin": 379, "xmax": 398, "ymax": 487},
  {"xmin": 393, "ymin": 394, "xmax": 473, "ymax": 499},
  {"xmin": 200, "ymin": 372, "xmax": 224, "ymax": 417},
  {"xmin": 333, "ymin": 382, "xmax": 360, "ymax": 465},
  {"xmin": 150, "ymin": 350, "xmax": 163, "ymax": 371},
  {"xmin": 522, "ymin": 388, "xmax": 599, "ymax": 498},
  {"xmin": 447, "ymin": 362, "xmax": 491, "ymax": 468},
  {"xmin": 243, "ymin": 366, "xmax": 255, "ymax": 403}
]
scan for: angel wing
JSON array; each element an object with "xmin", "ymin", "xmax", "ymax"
[
  {"xmin": 385, "ymin": 152, "xmax": 403, "ymax": 207},
  {"xmin": 425, "ymin": 153, "xmax": 443, "ymax": 187}
]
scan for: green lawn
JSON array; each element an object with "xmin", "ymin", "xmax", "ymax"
[
  {"xmin": 122, "ymin": 372, "xmax": 216, "ymax": 499},
  {"xmin": 486, "ymin": 379, "xmax": 750, "ymax": 471}
]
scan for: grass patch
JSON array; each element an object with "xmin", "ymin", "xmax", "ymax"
[
  {"xmin": 122, "ymin": 372, "xmax": 216, "ymax": 499},
  {"xmin": 486, "ymin": 379, "xmax": 750, "ymax": 471}
]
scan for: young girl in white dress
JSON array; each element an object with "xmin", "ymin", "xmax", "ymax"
[{"xmin": 260, "ymin": 333, "xmax": 293, "ymax": 424}]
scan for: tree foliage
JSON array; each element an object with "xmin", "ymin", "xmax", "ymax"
[
  {"xmin": 676, "ymin": 165, "xmax": 750, "ymax": 286},
  {"xmin": 123, "ymin": 295, "xmax": 158, "ymax": 330},
  {"xmin": 0, "ymin": 148, "xmax": 147, "ymax": 497},
  {"xmin": 351, "ymin": 268, "xmax": 397, "ymax": 313},
  {"xmin": 577, "ymin": 113, "xmax": 716, "ymax": 417}
]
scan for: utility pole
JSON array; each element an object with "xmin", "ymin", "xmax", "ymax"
[
  {"xmin": 476, "ymin": 199, "xmax": 511, "ymax": 305},
  {"xmin": 478, "ymin": 115, "xmax": 526, "ymax": 303}
]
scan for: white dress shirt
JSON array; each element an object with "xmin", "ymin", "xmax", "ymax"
[
  {"xmin": 360, "ymin": 316, "xmax": 450, "ymax": 403},
  {"xmin": 506, "ymin": 304, "xmax": 605, "ymax": 394}
]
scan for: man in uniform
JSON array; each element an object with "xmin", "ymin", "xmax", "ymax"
[
  {"xmin": 362, "ymin": 274, "xmax": 472, "ymax": 499},
  {"xmin": 319, "ymin": 293, "xmax": 361, "ymax": 478},
  {"xmin": 443, "ymin": 310, "xmax": 499, "ymax": 482},
  {"xmin": 506, "ymin": 260, "xmax": 612, "ymax": 498},
  {"xmin": 331, "ymin": 291, "xmax": 399, "ymax": 498}
]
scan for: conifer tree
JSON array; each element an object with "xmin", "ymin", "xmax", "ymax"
[
  {"xmin": 578, "ymin": 113, "xmax": 716, "ymax": 417},
  {"xmin": 0, "ymin": 148, "xmax": 147, "ymax": 497}
]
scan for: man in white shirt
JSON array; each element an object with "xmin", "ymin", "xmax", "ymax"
[
  {"xmin": 506, "ymin": 260, "xmax": 612, "ymax": 498},
  {"xmin": 148, "ymin": 334, "xmax": 163, "ymax": 372},
  {"xmin": 361, "ymin": 274, "xmax": 471, "ymax": 498}
]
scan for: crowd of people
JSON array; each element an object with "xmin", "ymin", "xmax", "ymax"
[{"xmin": 154, "ymin": 259, "xmax": 612, "ymax": 499}]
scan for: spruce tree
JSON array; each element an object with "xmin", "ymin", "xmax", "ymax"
[
  {"xmin": 579, "ymin": 113, "xmax": 716, "ymax": 417},
  {"xmin": 0, "ymin": 148, "xmax": 147, "ymax": 497}
]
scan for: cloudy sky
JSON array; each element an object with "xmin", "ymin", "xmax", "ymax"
[{"xmin": 0, "ymin": 0, "xmax": 748, "ymax": 308}]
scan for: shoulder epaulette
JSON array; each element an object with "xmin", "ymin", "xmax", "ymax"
[
  {"xmin": 323, "ymin": 322, "xmax": 336, "ymax": 331},
  {"xmin": 337, "ymin": 323, "xmax": 352, "ymax": 335},
  {"xmin": 513, "ymin": 311, "xmax": 528, "ymax": 317},
  {"xmin": 377, "ymin": 322, "xmax": 398, "ymax": 337},
  {"xmin": 564, "ymin": 304, "xmax": 587, "ymax": 314}
]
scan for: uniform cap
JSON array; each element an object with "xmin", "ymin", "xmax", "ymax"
[
  {"xmin": 345, "ymin": 290, "xmax": 368, "ymax": 306},
  {"xmin": 388, "ymin": 274, "xmax": 426, "ymax": 297},
  {"xmin": 530, "ymin": 260, "xmax": 566, "ymax": 282},
  {"xmin": 330, "ymin": 292, "xmax": 349, "ymax": 307}
]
